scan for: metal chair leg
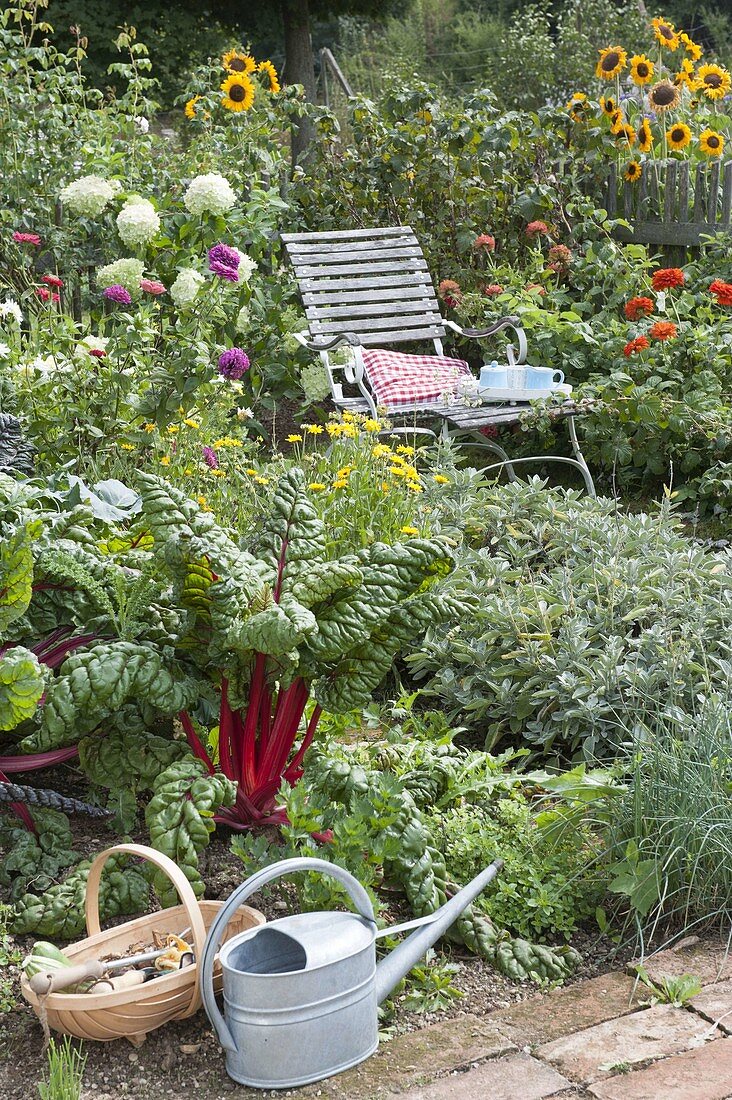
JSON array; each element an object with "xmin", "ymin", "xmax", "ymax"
[{"xmin": 567, "ymin": 416, "xmax": 596, "ymax": 497}]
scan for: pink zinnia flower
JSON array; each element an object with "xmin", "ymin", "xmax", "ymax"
[
  {"xmin": 104, "ymin": 285, "xmax": 132, "ymax": 305},
  {"xmin": 438, "ymin": 279, "xmax": 461, "ymax": 309},
  {"xmin": 35, "ymin": 286, "xmax": 51, "ymax": 301},
  {"xmin": 88, "ymin": 348, "xmax": 107, "ymax": 358},
  {"xmin": 484, "ymin": 284, "xmax": 504, "ymax": 297},
  {"xmin": 526, "ymin": 220, "xmax": 549, "ymax": 238},
  {"xmin": 42, "ymin": 274, "xmax": 64, "ymax": 287},
  {"xmin": 13, "ymin": 231, "xmax": 41, "ymax": 246},
  {"xmin": 473, "ymin": 234, "xmax": 496, "ymax": 252},
  {"xmin": 140, "ymin": 278, "xmax": 166, "ymax": 296}
]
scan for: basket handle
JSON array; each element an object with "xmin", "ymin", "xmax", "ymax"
[{"xmin": 85, "ymin": 843, "xmax": 207, "ymax": 1018}]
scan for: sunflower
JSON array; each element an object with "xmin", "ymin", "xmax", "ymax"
[
  {"xmin": 624, "ymin": 161, "xmax": 642, "ymax": 182},
  {"xmin": 696, "ymin": 63, "xmax": 732, "ymax": 100},
  {"xmin": 652, "ymin": 17, "xmax": 679, "ymax": 50},
  {"xmin": 184, "ymin": 95, "xmax": 201, "ymax": 120},
  {"xmin": 615, "ymin": 122, "xmax": 637, "ymax": 146},
  {"xmin": 679, "ymin": 31, "xmax": 702, "ymax": 61},
  {"xmin": 648, "ymin": 80, "xmax": 681, "ymax": 113},
  {"xmin": 667, "ymin": 122, "xmax": 692, "ymax": 150},
  {"xmin": 700, "ymin": 129, "xmax": 725, "ymax": 157},
  {"xmin": 258, "ymin": 59, "xmax": 281, "ymax": 93},
  {"xmin": 222, "ymin": 49, "xmax": 256, "ymax": 74},
  {"xmin": 630, "ymin": 54, "xmax": 654, "ymax": 85},
  {"xmin": 565, "ymin": 91, "xmax": 589, "ymax": 120},
  {"xmin": 221, "ymin": 73, "xmax": 255, "ymax": 112},
  {"xmin": 674, "ymin": 59, "xmax": 696, "ymax": 89},
  {"xmin": 610, "ymin": 109, "xmax": 625, "ymax": 133},
  {"xmin": 596, "ymin": 45, "xmax": 628, "ymax": 80},
  {"xmin": 638, "ymin": 117, "xmax": 653, "ymax": 153}
]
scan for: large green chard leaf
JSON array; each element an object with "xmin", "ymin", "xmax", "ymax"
[
  {"xmin": 258, "ymin": 468, "xmax": 327, "ymax": 593},
  {"xmin": 22, "ymin": 640, "xmax": 200, "ymax": 751},
  {"xmin": 226, "ymin": 594, "xmax": 317, "ymax": 657},
  {"xmin": 0, "ymin": 523, "xmax": 38, "ymax": 636},
  {"xmin": 79, "ymin": 727, "xmax": 189, "ymax": 793},
  {"xmin": 0, "ymin": 645, "xmax": 45, "ymax": 730},
  {"xmin": 145, "ymin": 758, "xmax": 236, "ymax": 905}
]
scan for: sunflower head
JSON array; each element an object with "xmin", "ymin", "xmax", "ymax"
[
  {"xmin": 700, "ymin": 128, "xmax": 725, "ymax": 157},
  {"xmin": 257, "ymin": 59, "xmax": 281, "ymax": 93},
  {"xmin": 184, "ymin": 96, "xmax": 200, "ymax": 120},
  {"xmin": 609, "ymin": 108, "xmax": 625, "ymax": 133},
  {"xmin": 696, "ymin": 63, "xmax": 732, "ymax": 100},
  {"xmin": 630, "ymin": 54, "xmax": 654, "ymax": 85},
  {"xmin": 615, "ymin": 123, "xmax": 637, "ymax": 146},
  {"xmin": 221, "ymin": 73, "xmax": 255, "ymax": 112},
  {"xmin": 223, "ymin": 49, "xmax": 256, "ymax": 74},
  {"xmin": 667, "ymin": 122, "xmax": 692, "ymax": 150},
  {"xmin": 638, "ymin": 117, "xmax": 653, "ymax": 153},
  {"xmin": 624, "ymin": 161, "xmax": 642, "ymax": 183},
  {"xmin": 596, "ymin": 45, "xmax": 628, "ymax": 80},
  {"xmin": 652, "ymin": 17, "xmax": 679, "ymax": 50},
  {"xmin": 679, "ymin": 31, "xmax": 702, "ymax": 61},
  {"xmin": 648, "ymin": 79, "xmax": 681, "ymax": 113},
  {"xmin": 600, "ymin": 95, "xmax": 617, "ymax": 117},
  {"xmin": 674, "ymin": 58, "xmax": 696, "ymax": 88}
]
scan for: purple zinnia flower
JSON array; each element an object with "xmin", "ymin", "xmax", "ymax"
[
  {"xmin": 104, "ymin": 284, "xmax": 132, "ymax": 305},
  {"xmin": 218, "ymin": 347, "xmax": 250, "ymax": 380},
  {"xmin": 202, "ymin": 446, "xmax": 219, "ymax": 469},
  {"xmin": 209, "ymin": 259, "xmax": 239, "ymax": 282}
]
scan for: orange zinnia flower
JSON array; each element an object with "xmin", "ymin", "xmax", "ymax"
[
  {"xmin": 624, "ymin": 336, "xmax": 650, "ymax": 357},
  {"xmin": 709, "ymin": 279, "xmax": 732, "ymax": 306},
  {"xmin": 649, "ymin": 320, "xmax": 678, "ymax": 341},
  {"xmin": 624, "ymin": 296, "xmax": 654, "ymax": 320},
  {"xmin": 651, "ymin": 267, "xmax": 685, "ymax": 291}
]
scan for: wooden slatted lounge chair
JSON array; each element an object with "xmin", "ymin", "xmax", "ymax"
[{"xmin": 281, "ymin": 225, "xmax": 595, "ymax": 495}]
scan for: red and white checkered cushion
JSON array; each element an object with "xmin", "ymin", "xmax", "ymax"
[{"xmin": 361, "ymin": 349, "xmax": 471, "ymax": 409}]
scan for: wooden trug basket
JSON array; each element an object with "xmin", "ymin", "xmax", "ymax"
[{"xmin": 20, "ymin": 843, "xmax": 265, "ymax": 1044}]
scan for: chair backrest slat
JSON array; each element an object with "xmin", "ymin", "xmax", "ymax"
[{"xmin": 282, "ymin": 226, "xmax": 445, "ymax": 345}]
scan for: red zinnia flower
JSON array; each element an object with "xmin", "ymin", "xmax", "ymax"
[
  {"xmin": 483, "ymin": 284, "xmax": 504, "ymax": 297},
  {"xmin": 88, "ymin": 348, "xmax": 107, "ymax": 358},
  {"xmin": 51, "ymin": 293, "xmax": 60, "ymax": 303},
  {"xmin": 438, "ymin": 279, "xmax": 461, "ymax": 309},
  {"xmin": 35, "ymin": 286, "xmax": 51, "ymax": 301},
  {"xmin": 651, "ymin": 267, "xmax": 684, "ymax": 291},
  {"xmin": 624, "ymin": 336, "xmax": 650, "ymax": 356},
  {"xmin": 709, "ymin": 279, "xmax": 732, "ymax": 306},
  {"xmin": 624, "ymin": 296, "xmax": 654, "ymax": 320},
  {"xmin": 13, "ymin": 231, "xmax": 41, "ymax": 246},
  {"xmin": 548, "ymin": 244, "xmax": 573, "ymax": 268},
  {"xmin": 526, "ymin": 220, "xmax": 549, "ymax": 238},
  {"xmin": 649, "ymin": 320, "xmax": 677, "ymax": 341},
  {"xmin": 473, "ymin": 233, "xmax": 496, "ymax": 252},
  {"xmin": 42, "ymin": 274, "xmax": 64, "ymax": 288}
]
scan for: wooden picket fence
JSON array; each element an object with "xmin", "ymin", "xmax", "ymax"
[{"xmin": 605, "ymin": 158, "xmax": 732, "ymax": 256}]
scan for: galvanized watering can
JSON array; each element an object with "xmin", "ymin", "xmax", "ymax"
[{"xmin": 201, "ymin": 856, "xmax": 503, "ymax": 1089}]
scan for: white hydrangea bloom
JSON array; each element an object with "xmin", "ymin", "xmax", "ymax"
[
  {"xmin": 235, "ymin": 305, "xmax": 251, "ymax": 333},
  {"xmin": 238, "ymin": 255, "xmax": 258, "ymax": 283},
  {"xmin": 134, "ymin": 116, "xmax": 150, "ymax": 134},
  {"xmin": 170, "ymin": 267, "xmax": 206, "ymax": 310},
  {"xmin": 59, "ymin": 175, "xmax": 117, "ymax": 217},
  {"xmin": 116, "ymin": 198, "xmax": 160, "ymax": 249},
  {"xmin": 96, "ymin": 258, "xmax": 146, "ymax": 292},
  {"xmin": 300, "ymin": 361, "xmax": 332, "ymax": 403},
  {"xmin": 183, "ymin": 173, "xmax": 236, "ymax": 216},
  {"xmin": 0, "ymin": 299, "xmax": 23, "ymax": 324},
  {"xmin": 22, "ymin": 354, "xmax": 69, "ymax": 375}
]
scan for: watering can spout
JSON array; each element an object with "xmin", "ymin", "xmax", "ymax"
[{"xmin": 374, "ymin": 858, "xmax": 504, "ymax": 1005}]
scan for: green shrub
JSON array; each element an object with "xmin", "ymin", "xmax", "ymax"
[{"xmin": 408, "ymin": 479, "xmax": 732, "ymax": 760}]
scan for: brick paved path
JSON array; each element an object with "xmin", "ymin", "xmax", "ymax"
[{"xmin": 297, "ymin": 939, "xmax": 732, "ymax": 1099}]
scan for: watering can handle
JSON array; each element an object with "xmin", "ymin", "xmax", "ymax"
[{"xmin": 201, "ymin": 857, "xmax": 376, "ymax": 1054}]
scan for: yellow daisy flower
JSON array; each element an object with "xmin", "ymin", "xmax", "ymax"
[
  {"xmin": 700, "ymin": 129, "xmax": 725, "ymax": 157},
  {"xmin": 223, "ymin": 50, "xmax": 256, "ymax": 74},
  {"xmin": 433, "ymin": 474, "xmax": 450, "ymax": 484},
  {"xmin": 596, "ymin": 45, "xmax": 627, "ymax": 80},
  {"xmin": 209, "ymin": 469, "xmax": 226, "ymax": 478},
  {"xmin": 630, "ymin": 54, "xmax": 654, "ymax": 85},
  {"xmin": 363, "ymin": 418, "xmax": 381, "ymax": 432},
  {"xmin": 308, "ymin": 483, "xmax": 326, "ymax": 491},
  {"xmin": 652, "ymin": 17, "xmax": 679, "ymax": 50},
  {"xmin": 196, "ymin": 495, "xmax": 211, "ymax": 512},
  {"xmin": 332, "ymin": 479, "xmax": 348, "ymax": 490},
  {"xmin": 400, "ymin": 526, "xmax": 419, "ymax": 536},
  {"xmin": 306, "ymin": 424, "xmax": 324, "ymax": 435},
  {"xmin": 287, "ymin": 433, "xmax": 303, "ymax": 443},
  {"xmin": 696, "ymin": 64, "xmax": 732, "ymax": 100},
  {"xmin": 184, "ymin": 419, "xmax": 199, "ymax": 429},
  {"xmin": 407, "ymin": 482, "xmax": 423, "ymax": 493},
  {"xmin": 221, "ymin": 74, "xmax": 255, "ymax": 112},
  {"xmin": 372, "ymin": 444, "xmax": 393, "ymax": 458},
  {"xmin": 167, "ymin": 425, "xmax": 179, "ymax": 434},
  {"xmin": 245, "ymin": 468, "xmax": 258, "ymax": 476},
  {"xmin": 119, "ymin": 442, "xmax": 134, "ymax": 451},
  {"xmin": 666, "ymin": 122, "xmax": 692, "ymax": 150},
  {"xmin": 257, "ymin": 59, "xmax": 281, "ymax": 93},
  {"xmin": 396, "ymin": 445, "xmax": 415, "ymax": 455},
  {"xmin": 143, "ymin": 422, "xmax": 156, "ymax": 433},
  {"xmin": 160, "ymin": 456, "xmax": 170, "ymax": 466},
  {"xmin": 254, "ymin": 476, "xmax": 269, "ymax": 485}
]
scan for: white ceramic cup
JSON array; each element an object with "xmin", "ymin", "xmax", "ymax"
[{"xmin": 525, "ymin": 366, "xmax": 564, "ymax": 390}]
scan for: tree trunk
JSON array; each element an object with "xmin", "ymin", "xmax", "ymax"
[{"xmin": 282, "ymin": 0, "xmax": 317, "ymax": 166}]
